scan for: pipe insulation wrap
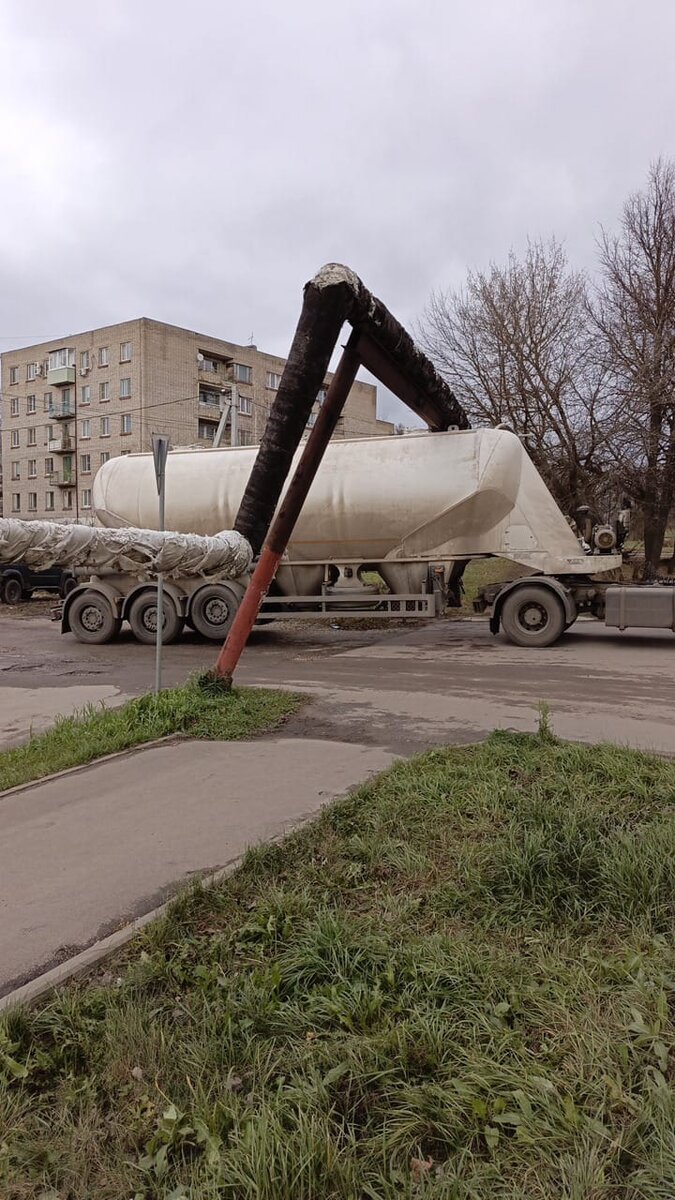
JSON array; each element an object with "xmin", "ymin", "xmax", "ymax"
[{"xmin": 0, "ymin": 519, "xmax": 252, "ymax": 580}]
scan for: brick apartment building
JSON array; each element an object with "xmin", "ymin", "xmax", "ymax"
[{"xmin": 0, "ymin": 318, "xmax": 391, "ymax": 523}]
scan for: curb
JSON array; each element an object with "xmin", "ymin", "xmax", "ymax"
[
  {"xmin": 0, "ymin": 734, "xmax": 183, "ymax": 800},
  {"xmin": 0, "ymin": 853, "xmax": 245, "ymax": 1013}
]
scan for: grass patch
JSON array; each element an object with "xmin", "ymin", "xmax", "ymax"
[
  {"xmin": 460, "ymin": 557, "xmax": 528, "ymax": 613},
  {"xmin": 0, "ymin": 682, "xmax": 302, "ymax": 793},
  {"xmin": 3, "ymin": 732, "xmax": 675, "ymax": 1196}
]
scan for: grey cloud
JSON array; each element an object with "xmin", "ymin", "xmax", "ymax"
[{"xmin": 1, "ymin": 0, "xmax": 674, "ymax": 422}]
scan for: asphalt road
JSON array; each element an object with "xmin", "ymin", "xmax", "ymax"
[
  {"xmin": 1, "ymin": 611, "xmax": 673, "ymax": 754},
  {"xmin": 1, "ymin": 610, "xmax": 674, "ymax": 996}
]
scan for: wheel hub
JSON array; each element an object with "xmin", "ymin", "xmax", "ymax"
[
  {"xmin": 204, "ymin": 597, "xmax": 229, "ymax": 625},
  {"xmin": 81, "ymin": 605, "xmax": 105, "ymax": 632},
  {"xmin": 143, "ymin": 606, "xmax": 160, "ymax": 633},
  {"xmin": 520, "ymin": 602, "xmax": 548, "ymax": 631}
]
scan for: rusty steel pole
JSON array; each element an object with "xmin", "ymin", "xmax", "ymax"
[{"xmin": 214, "ymin": 334, "xmax": 361, "ymax": 682}]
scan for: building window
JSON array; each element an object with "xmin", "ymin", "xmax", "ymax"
[
  {"xmin": 27, "ymin": 428, "xmax": 37, "ymax": 446},
  {"xmin": 43, "ymin": 391, "xmax": 52, "ymax": 412},
  {"xmin": 318, "ymin": 387, "xmax": 327, "ymax": 404},
  {"xmin": 11, "ymin": 462, "xmax": 20, "ymax": 480},
  {"xmin": 119, "ymin": 377, "xmax": 131, "ymax": 398},
  {"xmin": 233, "ymin": 363, "xmax": 252, "ymax": 384},
  {"xmin": 48, "ymin": 348, "xmax": 74, "ymax": 369},
  {"xmin": 266, "ymin": 371, "xmax": 282, "ymax": 390},
  {"xmin": 9, "ymin": 366, "xmax": 19, "ymax": 385},
  {"xmin": 27, "ymin": 394, "xmax": 37, "ymax": 414},
  {"xmin": 80, "ymin": 350, "xmax": 90, "ymax": 370},
  {"xmin": 10, "ymin": 429, "xmax": 19, "ymax": 448},
  {"xmin": 45, "ymin": 457, "xmax": 54, "ymax": 475},
  {"xmin": 100, "ymin": 450, "xmax": 110, "ymax": 465},
  {"xmin": 80, "ymin": 419, "xmax": 91, "ymax": 439},
  {"xmin": 62, "ymin": 491, "xmax": 73, "ymax": 511},
  {"xmin": 27, "ymin": 362, "xmax": 38, "ymax": 381},
  {"xmin": 237, "ymin": 430, "xmax": 255, "ymax": 446},
  {"xmin": 10, "ymin": 396, "xmax": 19, "ymax": 416},
  {"xmin": 198, "ymin": 419, "xmax": 217, "ymax": 441},
  {"xmin": 238, "ymin": 393, "xmax": 253, "ymax": 416},
  {"xmin": 121, "ymin": 413, "xmax": 132, "ymax": 435},
  {"xmin": 199, "ymin": 355, "xmax": 219, "ymax": 374},
  {"xmin": 120, "ymin": 341, "xmax": 132, "ymax": 362},
  {"xmin": 80, "ymin": 453, "xmax": 91, "ymax": 473},
  {"xmin": 81, "ymin": 385, "xmax": 91, "ymax": 405},
  {"xmin": 99, "ymin": 381, "xmax": 109, "ymax": 401},
  {"xmin": 100, "ymin": 417, "xmax": 110, "ymax": 437},
  {"xmin": 45, "ymin": 424, "xmax": 53, "ymax": 444},
  {"xmin": 98, "ymin": 346, "xmax": 109, "ymax": 367},
  {"xmin": 28, "ymin": 493, "xmax": 37, "ymax": 512},
  {"xmin": 199, "ymin": 388, "xmax": 221, "ymax": 406},
  {"xmin": 306, "ymin": 412, "xmax": 316, "ymax": 429},
  {"xmin": 45, "ymin": 492, "xmax": 55, "ymax": 511},
  {"xmin": 82, "ymin": 489, "xmax": 92, "ymax": 509},
  {"xmin": 12, "ymin": 494, "xmax": 20, "ymax": 513},
  {"xmin": 28, "ymin": 459, "xmax": 37, "ymax": 477}
]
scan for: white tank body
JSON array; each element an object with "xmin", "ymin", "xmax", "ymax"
[{"xmin": 92, "ymin": 429, "xmax": 621, "ymax": 588}]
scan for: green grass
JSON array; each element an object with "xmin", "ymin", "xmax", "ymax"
[
  {"xmin": 0, "ymin": 682, "xmax": 302, "ymax": 794},
  {"xmin": 3, "ymin": 731, "xmax": 675, "ymax": 1197},
  {"xmin": 460, "ymin": 557, "xmax": 527, "ymax": 613}
]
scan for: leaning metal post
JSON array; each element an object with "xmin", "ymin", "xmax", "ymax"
[{"xmin": 213, "ymin": 334, "xmax": 361, "ymax": 682}]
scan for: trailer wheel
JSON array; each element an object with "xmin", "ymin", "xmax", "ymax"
[
  {"xmin": 68, "ymin": 592, "xmax": 122, "ymax": 644},
  {"xmin": 128, "ymin": 591, "xmax": 183, "ymax": 645},
  {"xmin": 500, "ymin": 585, "xmax": 566, "ymax": 648},
  {"xmin": 189, "ymin": 584, "xmax": 239, "ymax": 640}
]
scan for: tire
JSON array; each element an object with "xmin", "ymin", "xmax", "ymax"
[
  {"xmin": 68, "ymin": 591, "xmax": 122, "ymax": 644},
  {"xmin": 500, "ymin": 585, "xmax": 567, "ymax": 648},
  {"xmin": 128, "ymin": 590, "xmax": 183, "ymax": 645},
  {"xmin": 2, "ymin": 577, "xmax": 23, "ymax": 606},
  {"xmin": 60, "ymin": 575, "xmax": 78, "ymax": 599},
  {"xmin": 189, "ymin": 584, "xmax": 240, "ymax": 640}
]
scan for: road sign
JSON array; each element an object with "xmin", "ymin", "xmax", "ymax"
[{"xmin": 152, "ymin": 435, "xmax": 170, "ymax": 495}]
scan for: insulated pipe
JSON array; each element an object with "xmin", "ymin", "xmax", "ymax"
[{"xmin": 234, "ymin": 263, "xmax": 468, "ymax": 558}]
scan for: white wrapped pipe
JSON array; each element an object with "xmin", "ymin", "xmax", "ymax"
[{"xmin": 0, "ymin": 519, "xmax": 252, "ymax": 581}]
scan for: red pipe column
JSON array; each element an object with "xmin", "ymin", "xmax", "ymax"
[{"xmin": 214, "ymin": 334, "xmax": 361, "ymax": 682}]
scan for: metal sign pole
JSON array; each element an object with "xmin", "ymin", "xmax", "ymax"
[{"xmin": 152, "ymin": 436, "xmax": 170, "ymax": 694}]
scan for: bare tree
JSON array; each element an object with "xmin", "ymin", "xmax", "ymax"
[
  {"xmin": 418, "ymin": 239, "xmax": 608, "ymax": 515},
  {"xmin": 594, "ymin": 159, "xmax": 675, "ymax": 572}
]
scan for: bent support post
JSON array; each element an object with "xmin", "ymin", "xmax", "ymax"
[
  {"xmin": 214, "ymin": 262, "xmax": 470, "ymax": 682},
  {"xmin": 214, "ymin": 333, "xmax": 361, "ymax": 682}
]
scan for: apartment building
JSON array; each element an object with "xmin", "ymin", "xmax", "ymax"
[{"xmin": 1, "ymin": 318, "xmax": 389, "ymax": 522}]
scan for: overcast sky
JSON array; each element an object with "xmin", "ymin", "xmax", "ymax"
[{"xmin": 1, "ymin": 0, "xmax": 674, "ymax": 422}]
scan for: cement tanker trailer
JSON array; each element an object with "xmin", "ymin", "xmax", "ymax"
[{"xmin": 58, "ymin": 424, "xmax": 653, "ymax": 649}]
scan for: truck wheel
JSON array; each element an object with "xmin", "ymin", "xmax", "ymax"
[
  {"xmin": 189, "ymin": 584, "xmax": 239, "ymax": 640},
  {"xmin": 128, "ymin": 591, "xmax": 183, "ymax": 645},
  {"xmin": 2, "ymin": 577, "xmax": 23, "ymax": 606},
  {"xmin": 68, "ymin": 592, "xmax": 122, "ymax": 644},
  {"xmin": 500, "ymin": 585, "xmax": 566, "ymax": 648},
  {"xmin": 60, "ymin": 575, "xmax": 77, "ymax": 599}
]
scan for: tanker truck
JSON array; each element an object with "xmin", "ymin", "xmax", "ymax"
[{"xmin": 45, "ymin": 424, "xmax": 673, "ymax": 649}]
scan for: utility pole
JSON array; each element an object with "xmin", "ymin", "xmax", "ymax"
[{"xmin": 152, "ymin": 435, "xmax": 170, "ymax": 694}]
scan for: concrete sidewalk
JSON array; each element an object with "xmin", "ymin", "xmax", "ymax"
[{"xmin": 0, "ymin": 737, "xmax": 396, "ymax": 997}]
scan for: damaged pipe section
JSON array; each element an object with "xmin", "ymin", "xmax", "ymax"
[
  {"xmin": 0, "ymin": 519, "xmax": 252, "ymax": 580},
  {"xmin": 234, "ymin": 263, "xmax": 468, "ymax": 557}
]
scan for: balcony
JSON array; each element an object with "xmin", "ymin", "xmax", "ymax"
[
  {"xmin": 49, "ymin": 402, "xmax": 74, "ymax": 420},
  {"xmin": 47, "ymin": 366, "xmax": 76, "ymax": 387},
  {"xmin": 48, "ymin": 435, "xmax": 73, "ymax": 454},
  {"xmin": 49, "ymin": 470, "xmax": 76, "ymax": 488}
]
